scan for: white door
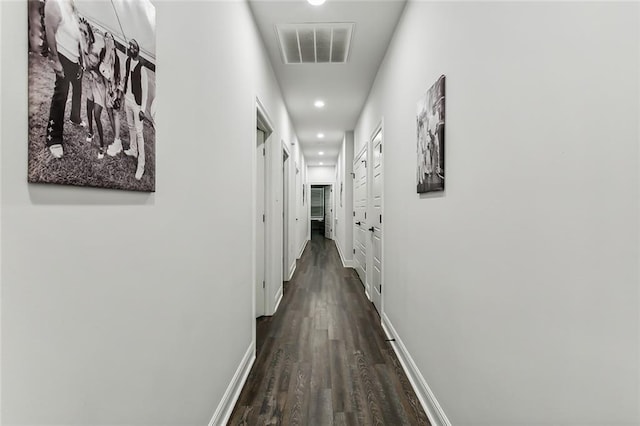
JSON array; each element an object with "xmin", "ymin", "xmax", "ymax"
[
  {"xmin": 256, "ymin": 129, "xmax": 266, "ymax": 317},
  {"xmin": 353, "ymin": 147, "xmax": 367, "ymax": 286},
  {"xmin": 324, "ymin": 186, "xmax": 332, "ymax": 239},
  {"xmin": 283, "ymin": 149, "xmax": 290, "ymax": 279},
  {"xmin": 370, "ymin": 129, "xmax": 383, "ymax": 314}
]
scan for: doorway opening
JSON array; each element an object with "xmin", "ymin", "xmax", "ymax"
[
  {"xmin": 255, "ymin": 99, "xmax": 274, "ymax": 322},
  {"xmin": 255, "ymin": 99, "xmax": 275, "ymax": 355},
  {"xmin": 310, "ymin": 184, "xmax": 333, "ymax": 241}
]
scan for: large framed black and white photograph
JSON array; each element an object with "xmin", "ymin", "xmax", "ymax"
[
  {"xmin": 416, "ymin": 75, "xmax": 445, "ymax": 193},
  {"xmin": 28, "ymin": 0, "xmax": 156, "ymax": 191}
]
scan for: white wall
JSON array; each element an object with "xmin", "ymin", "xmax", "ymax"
[
  {"xmin": 307, "ymin": 165, "xmax": 336, "ymax": 184},
  {"xmin": 355, "ymin": 2, "xmax": 640, "ymax": 425},
  {"xmin": 0, "ymin": 2, "xmax": 3, "ymax": 419},
  {"xmin": 334, "ymin": 132, "xmax": 354, "ymax": 267},
  {"xmin": 1, "ymin": 1, "xmax": 300, "ymax": 424}
]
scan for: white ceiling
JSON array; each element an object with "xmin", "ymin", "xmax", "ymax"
[{"xmin": 248, "ymin": 0, "xmax": 407, "ymax": 166}]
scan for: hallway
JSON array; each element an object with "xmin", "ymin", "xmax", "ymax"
[{"xmin": 229, "ymin": 232, "xmax": 430, "ymax": 425}]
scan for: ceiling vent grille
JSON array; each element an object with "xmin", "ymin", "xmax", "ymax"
[{"xmin": 276, "ymin": 23, "xmax": 355, "ymax": 64}]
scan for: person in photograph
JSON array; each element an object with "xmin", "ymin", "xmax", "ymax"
[
  {"xmin": 429, "ymin": 103, "xmax": 444, "ymax": 178},
  {"xmin": 78, "ymin": 18, "xmax": 106, "ymax": 158},
  {"xmin": 80, "ymin": 22, "xmax": 122, "ymax": 159},
  {"xmin": 43, "ymin": 0, "xmax": 85, "ymax": 158},
  {"xmin": 102, "ymin": 32, "xmax": 124, "ymax": 157},
  {"xmin": 123, "ymin": 38, "xmax": 148, "ymax": 180}
]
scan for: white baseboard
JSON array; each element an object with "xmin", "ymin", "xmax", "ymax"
[
  {"xmin": 286, "ymin": 261, "xmax": 296, "ymax": 281},
  {"xmin": 208, "ymin": 342, "xmax": 256, "ymax": 426},
  {"xmin": 335, "ymin": 241, "xmax": 356, "ymax": 268},
  {"xmin": 273, "ymin": 286, "xmax": 283, "ymax": 315},
  {"xmin": 335, "ymin": 240, "xmax": 347, "ymax": 266},
  {"xmin": 297, "ymin": 239, "xmax": 309, "ymax": 259},
  {"xmin": 381, "ymin": 313, "xmax": 451, "ymax": 426}
]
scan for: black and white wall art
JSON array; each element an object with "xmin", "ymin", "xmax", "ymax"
[
  {"xmin": 28, "ymin": 0, "xmax": 156, "ymax": 191},
  {"xmin": 416, "ymin": 75, "xmax": 445, "ymax": 193}
]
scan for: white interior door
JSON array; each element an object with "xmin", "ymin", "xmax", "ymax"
[
  {"xmin": 324, "ymin": 186, "xmax": 332, "ymax": 239},
  {"xmin": 256, "ymin": 129, "xmax": 266, "ymax": 317},
  {"xmin": 295, "ymin": 165, "xmax": 301, "ymax": 249},
  {"xmin": 283, "ymin": 149, "xmax": 290, "ymax": 279},
  {"xmin": 353, "ymin": 148, "xmax": 367, "ymax": 286},
  {"xmin": 370, "ymin": 128, "xmax": 383, "ymax": 314}
]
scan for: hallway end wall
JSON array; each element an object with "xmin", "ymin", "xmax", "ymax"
[
  {"xmin": 1, "ymin": 1, "xmax": 299, "ymax": 425},
  {"xmin": 355, "ymin": 2, "xmax": 639, "ymax": 425},
  {"xmin": 307, "ymin": 165, "xmax": 336, "ymax": 184}
]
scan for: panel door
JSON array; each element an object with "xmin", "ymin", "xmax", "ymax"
[
  {"xmin": 353, "ymin": 147, "xmax": 367, "ymax": 285},
  {"xmin": 370, "ymin": 129, "xmax": 383, "ymax": 314}
]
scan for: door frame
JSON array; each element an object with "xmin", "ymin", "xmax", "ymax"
[
  {"xmin": 368, "ymin": 119, "xmax": 384, "ymax": 315},
  {"xmin": 308, "ymin": 181, "xmax": 334, "ymax": 239},
  {"xmin": 254, "ymin": 97, "xmax": 275, "ymax": 327},
  {"xmin": 282, "ymin": 140, "xmax": 293, "ymax": 281}
]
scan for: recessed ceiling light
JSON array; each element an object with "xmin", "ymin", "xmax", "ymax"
[
  {"xmin": 314, "ymin": 100, "xmax": 325, "ymax": 108},
  {"xmin": 308, "ymin": 0, "xmax": 326, "ymax": 5},
  {"xmin": 317, "ymin": 133, "xmax": 325, "ymax": 139},
  {"xmin": 319, "ymin": 152, "xmax": 324, "ymax": 155},
  {"xmin": 319, "ymin": 162, "xmax": 324, "ymax": 165}
]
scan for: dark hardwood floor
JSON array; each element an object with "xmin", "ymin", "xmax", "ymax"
[{"xmin": 228, "ymin": 231, "xmax": 430, "ymax": 425}]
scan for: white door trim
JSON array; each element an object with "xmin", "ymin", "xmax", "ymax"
[
  {"xmin": 255, "ymin": 97, "xmax": 275, "ymax": 329},
  {"xmin": 282, "ymin": 140, "xmax": 293, "ymax": 281},
  {"xmin": 255, "ymin": 129, "xmax": 267, "ymax": 319},
  {"xmin": 256, "ymin": 98, "xmax": 275, "ymax": 137},
  {"xmin": 307, "ymin": 180, "xmax": 334, "ymax": 239}
]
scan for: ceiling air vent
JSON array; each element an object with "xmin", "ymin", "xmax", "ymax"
[{"xmin": 276, "ymin": 23, "xmax": 355, "ymax": 64}]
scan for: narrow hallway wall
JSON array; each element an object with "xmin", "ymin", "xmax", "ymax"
[
  {"xmin": 355, "ymin": 2, "xmax": 640, "ymax": 425},
  {"xmin": 334, "ymin": 132, "xmax": 354, "ymax": 266},
  {"xmin": 1, "ymin": 1, "xmax": 300, "ymax": 424}
]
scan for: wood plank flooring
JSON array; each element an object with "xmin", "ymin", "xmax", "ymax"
[{"xmin": 228, "ymin": 232, "xmax": 430, "ymax": 425}]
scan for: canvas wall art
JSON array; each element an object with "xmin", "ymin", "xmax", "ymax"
[
  {"xmin": 28, "ymin": 0, "xmax": 156, "ymax": 191},
  {"xmin": 416, "ymin": 75, "xmax": 445, "ymax": 193}
]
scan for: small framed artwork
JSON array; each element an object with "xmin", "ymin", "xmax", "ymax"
[{"xmin": 416, "ymin": 75, "xmax": 445, "ymax": 193}]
